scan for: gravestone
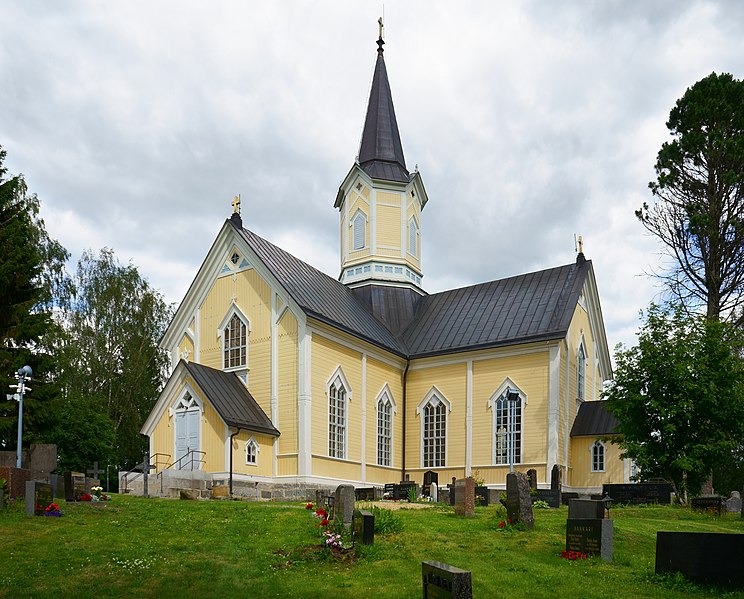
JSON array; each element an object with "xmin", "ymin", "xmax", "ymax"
[
  {"xmin": 527, "ymin": 468, "xmax": 538, "ymax": 490},
  {"xmin": 566, "ymin": 519, "xmax": 613, "ymax": 562},
  {"xmin": 603, "ymin": 482, "xmax": 672, "ymax": 505},
  {"xmin": 725, "ymin": 491, "xmax": 741, "ymax": 514},
  {"xmin": 354, "ymin": 487, "xmax": 376, "ymax": 501},
  {"xmin": 534, "ymin": 489, "xmax": 560, "ymax": 508},
  {"xmin": 25, "ymin": 481, "xmax": 53, "ymax": 517},
  {"xmin": 353, "ymin": 509, "xmax": 375, "ymax": 545},
  {"xmin": 423, "ymin": 470, "xmax": 438, "ymax": 496},
  {"xmin": 422, "ymin": 561, "xmax": 472, "ymax": 599},
  {"xmin": 474, "ymin": 486, "xmax": 489, "ymax": 506},
  {"xmin": 506, "ymin": 472, "xmax": 534, "ymax": 529},
  {"xmin": 454, "ymin": 477, "xmax": 475, "ymax": 517},
  {"xmin": 656, "ymin": 532, "xmax": 744, "ymax": 585},
  {"xmin": 430, "ymin": 482, "xmax": 438, "ymax": 502},
  {"xmin": 568, "ymin": 499, "xmax": 606, "ymax": 520},
  {"xmin": 0, "ymin": 488, "xmax": 4, "ymax": 509},
  {"xmin": 691, "ymin": 495, "xmax": 723, "ymax": 516},
  {"xmin": 551, "ymin": 464, "xmax": 562, "ymax": 506},
  {"xmin": 334, "ymin": 484, "xmax": 355, "ymax": 528},
  {"xmin": 64, "ymin": 471, "xmax": 86, "ymax": 502}
]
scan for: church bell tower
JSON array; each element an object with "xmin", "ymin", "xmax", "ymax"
[{"xmin": 335, "ymin": 21, "xmax": 428, "ymax": 294}]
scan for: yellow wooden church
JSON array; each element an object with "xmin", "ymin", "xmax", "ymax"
[{"xmin": 140, "ymin": 30, "xmax": 630, "ymax": 498}]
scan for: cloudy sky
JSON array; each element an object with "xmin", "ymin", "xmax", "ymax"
[{"xmin": 2, "ymin": 1, "xmax": 744, "ymax": 353}]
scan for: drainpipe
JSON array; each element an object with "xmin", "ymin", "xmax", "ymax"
[
  {"xmin": 229, "ymin": 428, "xmax": 241, "ymax": 498},
  {"xmin": 401, "ymin": 359, "xmax": 410, "ymax": 482}
]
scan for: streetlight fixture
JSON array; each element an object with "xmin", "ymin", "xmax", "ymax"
[
  {"xmin": 8, "ymin": 365, "xmax": 32, "ymax": 469},
  {"xmin": 505, "ymin": 388, "xmax": 520, "ymax": 473}
]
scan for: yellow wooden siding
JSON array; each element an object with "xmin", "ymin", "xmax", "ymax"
[
  {"xmin": 311, "ymin": 335, "xmax": 362, "ymax": 474},
  {"xmin": 199, "ymin": 391, "xmax": 226, "ymax": 472},
  {"xmin": 569, "ymin": 436, "xmax": 624, "ymax": 488},
  {"xmin": 230, "ymin": 431, "xmax": 274, "ymax": 477},
  {"xmin": 277, "ymin": 310, "xmax": 298, "ymax": 458},
  {"xmin": 365, "ymin": 464, "xmax": 402, "ymax": 483},
  {"xmin": 277, "ymin": 454, "xmax": 298, "ymax": 476},
  {"xmin": 406, "ymin": 363, "xmax": 467, "ymax": 469},
  {"xmin": 471, "ymin": 351, "xmax": 550, "ymax": 467},
  {"xmin": 377, "ymin": 191, "xmax": 401, "ymax": 206},
  {"xmin": 150, "ymin": 406, "xmax": 173, "ymax": 470},
  {"xmin": 365, "ymin": 357, "xmax": 404, "ymax": 470},
  {"xmin": 377, "ymin": 204, "xmax": 402, "ymax": 248},
  {"xmin": 313, "ymin": 457, "xmax": 362, "ymax": 481}
]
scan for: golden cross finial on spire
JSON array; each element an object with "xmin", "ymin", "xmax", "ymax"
[
  {"xmin": 578, "ymin": 235, "xmax": 584, "ymax": 254},
  {"xmin": 378, "ymin": 16, "xmax": 384, "ymax": 40},
  {"xmin": 231, "ymin": 194, "xmax": 241, "ymax": 214}
]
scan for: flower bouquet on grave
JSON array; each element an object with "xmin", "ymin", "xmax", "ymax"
[
  {"xmin": 44, "ymin": 503, "xmax": 63, "ymax": 517},
  {"xmin": 80, "ymin": 493, "xmax": 93, "ymax": 502},
  {"xmin": 90, "ymin": 486, "xmax": 109, "ymax": 501}
]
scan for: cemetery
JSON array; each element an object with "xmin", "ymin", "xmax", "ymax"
[{"xmin": 2, "ymin": 471, "xmax": 744, "ymax": 597}]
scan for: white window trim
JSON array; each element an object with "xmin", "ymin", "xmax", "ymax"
[
  {"xmin": 327, "ymin": 366, "xmax": 352, "ymax": 460},
  {"xmin": 375, "ymin": 384, "xmax": 397, "ymax": 467},
  {"xmin": 170, "ymin": 386, "xmax": 203, "ymax": 469},
  {"xmin": 352, "ymin": 209, "xmax": 367, "ymax": 251},
  {"xmin": 577, "ymin": 336, "xmax": 587, "ymax": 408},
  {"xmin": 417, "ymin": 386, "xmax": 451, "ymax": 469},
  {"xmin": 487, "ymin": 378, "xmax": 527, "ymax": 466},
  {"xmin": 245, "ymin": 436, "xmax": 260, "ymax": 466},
  {"xmin": 591, "ymin": 440, "xmax": 605, "ymax": 472},
  {"xmin": 217, "ymin": 302, "xmax": 251, "ymax": 374}
]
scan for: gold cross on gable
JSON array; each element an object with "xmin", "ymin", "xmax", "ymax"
[
  {"xmin": 231, "ymin": 195, "xmax": 241, "ymax": 214},
  {"xmin": 378, "ymin": 17, "xmax": 384, "ymax": 39}
]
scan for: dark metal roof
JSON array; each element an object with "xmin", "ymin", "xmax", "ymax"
[
  {"xmin": 183, "ymin": 361, "xmax": 279, "ymax": 436},
  {"xmin": 358, "ymin": 39, "xmax": 409, "ymax": 183},
  {"xmin": 402, "ymin": 261, "xmax": 591, "ymax": 358},
  {"xmin": 351, "ymin": 284, "xmax": 423, "ymax": 336},
  {"xmin": 570, "ymin": 400, "xmax": 619, "ymax": 437},
  {"xmin": 236, "ymin": 225, "xmax": 409, "ymax": 356}
]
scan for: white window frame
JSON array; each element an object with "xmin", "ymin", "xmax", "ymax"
[
  {"xmin": 591, "ymin": 440, "xmax": 605, "ymax": 472},
  {"xmin": 577, "ymin": 338, "xmax": 587, "ymax": 406},
  {"xmin": 327, "ymin": 367, "xmax": 352, "ymax": 460},
  {"xmin": 416, "ymin": 387, "xmax": 451, "ymax": 469},
  {"xmin": 217, "ymin": 303, "xmax": 250, "ymax": 375},
  {"xmin": 352, "ymin": 209, "xmax": 367, "ymax": 250},
  {"xmin": 488, "ymin": 378, "xmax": 527, "ymax": 466},
  {"xmin": 408, "ymin": 216, "xmax": 419, "ymax": 257},
  {"xmin": 375, "ymin": 384, "xmax": 397, "ymax": 467},
  {"xmin": 245, "ymin": 436, "xmax": 259, "ymax": 466}
]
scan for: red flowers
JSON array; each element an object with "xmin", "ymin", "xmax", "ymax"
[
  {"xmin": 45, "ymin": 503, "xmax": 60, "ymax": 512},
  {"xmin": 320, "ymin": 518, "xmax": 329, "ymax": 526},
  {"xmin": 80, "ymin": 493, "xmax": 93, "ymax": 502},
  {"xmin": 305, "ymin": 502, "xmax": 313, "ymax": 509},
  {"xmin": 559, "ymin": 550, "xmax": 588, "ymax": 561},
  {"xmin": 314, "ymin": 507, "xmax": 328, "ymax": 519},
  {"xmin": 498, "ymin": 518, "xmax": 513, "ymax": 528}
]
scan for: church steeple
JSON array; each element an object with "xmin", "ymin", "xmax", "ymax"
[
  {"xmin": 357, "ymin": 25, "xmax": 409, "ymax": 183},
  {"xmin": 334, "ymin": 21, "xmax": 429, "ymax": 294}
]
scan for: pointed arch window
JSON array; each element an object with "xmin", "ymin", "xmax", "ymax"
[
  {"xmin": 592, "ymin": 440, "xmax": 605, "ymax": 472},
  {"xmin": 489, "ymin": 381, "xmax": 525, "ymax": 466},
  {"xmin": 376, "ymin": 387, "xmax": 396, "ymax": 467},
  {"xmin": 408, "ymin": 217, "xmax": 419, "ymax": 256},
  {"xmin": 352, "ymin": 210, "xmax": 367, "ymax": 250},
  {"xmin": 577, "ymin": 341, "xmax": 587, "ymax": 407},
  {"xmin": 328, "ymin": 369, "xmax": 351, "ymax": 459},
  {"xmin": 245, "ymin": 437, "xmax": 259, "ymax": 466},
  {"xmin": 221, "ymin": 309, "xmax": 248, "ymax": 370},
  {"xmin": 417, "ymin": 388, "xmax": 450, "ymax": 469}
]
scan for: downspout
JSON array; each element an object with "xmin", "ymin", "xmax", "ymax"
[
  {"xmin": 229, "ymin": 428, "xmax": 241, "ymax": 498},
  {"xmin": 401, "ymin": 359, "xmax": 410, "ymax": 482}
]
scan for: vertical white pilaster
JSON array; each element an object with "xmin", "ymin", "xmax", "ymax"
[
  {"xmin": 271, "ymin": 292, "xmax": 279, "ymax": 477},
  {"xmin": 564, "ymin": 339, "xmax": 571, "ymax": 469},
  {"xmin": 194, "ymin": 308, "xmax": 201, "ymax": 362},
  {"xmin": 297, "ymin": 323, "xmax": 313, "ymax": 477},
  {"xmin": 371, "ymin": 188, "xmax": 377, "ymax": 254},
  {"xmin": 547, "ymin": 344, "xmax": 561, "ymax": 476},
  {"xmin": 466, "ymin": 359, "xmax": 473, "ymax": 477},
  {"xmin": 361, "ymin": 353, "xmax": 367, "ymax": 482}
]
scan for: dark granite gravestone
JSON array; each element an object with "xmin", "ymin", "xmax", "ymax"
[
  {"xmin": 25, "ymin": 481, "xmax": 53, "ymax": 516},
  {"xmin": 551, "ymin": 464, "xmax": 562, "ymax": 506},
  {"xmin": 506, "ymin": 472, "xmax": 534, "ymax": 529},
  {"xmin": 64, "ymin": 471, "xmax": 86, "ymax": 502},
  {"xmin": 603, "ymin": 482, "xmax": 672, "ymax": 505},
  {"xmin": 656, "ymin": 532, "xmax": 744, "ymax": 585},
  {"xmin": 534, "ymin": 489, "xmax": 560, "ymax": 508},
  {"xmin": 398, "ymin": 481, "xmax": 418, "ymax": 500},
  {"xmin": 568, "ymin": 499, "xmax": 606, "ymax": 520},
  {"xmin": 691, "ymin": 495, "xmax": 723, "ymax": 516},
  {"xmin": 527, "ymin": 468, "xmax": 538, "ymax": 490},
  {"xmin": 474, "ymin": 486, "xmax": 489, "ymax": 506},
  {"xmin": 354, "ymin": 487, "xmax": 376, "ymax": 501},
  {"xmin": 423, "ymin": 470, "xmax": 439, "ymax": 496},
  {"xmin": 422, "ymin": 561, "xmax": 472, "ymax": 599},
  {"xmin": 353, "ymin": 509, "xmax": 375, "ymax": 545},
  {"xmin": 566, "ymin": 519, "xmax": 613, "ymax": 561},
  {"xmin": 334, "ymin": 484, "xmax": 355, "ymax": 528},
  {"xmin": 454, "ymin": 478, "xmax": 475, "ymax": 516}
]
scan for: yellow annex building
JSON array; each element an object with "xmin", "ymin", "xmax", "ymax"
[{"xmin": 140, "ymin": 30, "xmax": 629, "ymax": 499}]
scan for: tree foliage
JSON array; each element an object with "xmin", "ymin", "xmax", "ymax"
[
  {"xmin": 0, "ymin": 145, "xmax": 70, "ymax": 448},
  {"xmin": 604, "ymin": 304, "xmax": 744, "ymax": 499},
  {"xmin": 637, "ymin": 72, "xmax": 744, "ymax": 321},
  {"xmin": 55, "ymin": 249, "xmax": 173, "ymax": 470}
]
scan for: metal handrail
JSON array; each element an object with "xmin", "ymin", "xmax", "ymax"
[
  {"xmin": 156, "ymin": 450, "xmax": 207, "ymax": 495},
  {"xmin": 121, "ymin": 453, "xmax": 171, "ymax": 493}
]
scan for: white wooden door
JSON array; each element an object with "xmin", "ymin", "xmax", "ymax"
[{"xmin": 174, "ymin": 410, "xmax": 199, "ymax": 470}]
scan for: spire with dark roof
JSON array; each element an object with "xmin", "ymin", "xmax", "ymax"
[{"xmin": 357, "ymin": 27, "xmax": 410, "ymax": 183}]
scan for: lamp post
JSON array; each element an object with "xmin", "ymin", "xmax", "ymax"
[
  {"xmin": 8, "ymin": 365, "xmax": 33, "ymax": 469},
  {"xmin": 506, "ymin": 388, "xmax": 520, "ymax": 473}
]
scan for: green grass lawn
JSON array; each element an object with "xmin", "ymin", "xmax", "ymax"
[{"xmin": 1, "ymin": 495, "xmax": 743, "ymax": 598}]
